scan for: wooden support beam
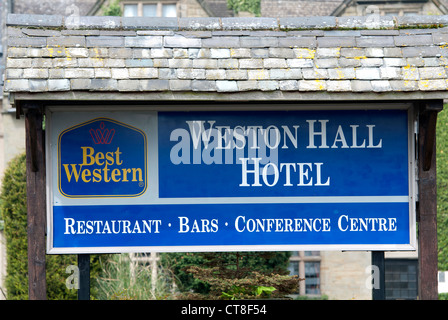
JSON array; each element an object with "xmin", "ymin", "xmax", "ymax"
[
  {"xmin": 418, "ymin": 100, "xmax": 443, "ymax": 300},
  {"xmin": 25, "ymin": 105, "xmax": 46, "ymax": 300}
]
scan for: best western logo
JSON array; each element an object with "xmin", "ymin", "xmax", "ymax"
[{"xmin": 58, "ymin": 118, "xmax": 147, "ymax": 198}]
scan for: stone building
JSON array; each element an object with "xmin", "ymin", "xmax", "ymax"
[{"xmin": 96, "ymin": 0, "xmax": 448, "ymax": 18}]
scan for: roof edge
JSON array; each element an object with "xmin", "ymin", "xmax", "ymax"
[{"xmin": 7, "ymin": 13, "xmax": 448, "ymax": 31}]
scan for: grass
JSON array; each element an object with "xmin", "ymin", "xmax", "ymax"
[{"xmin": 94, "ymin": 253, "xmax": 179, "ymax": 300}]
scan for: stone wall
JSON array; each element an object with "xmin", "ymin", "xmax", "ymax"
[{"xmin": 321, "ymin": 251, "xmax": 372, "ymax": 300}]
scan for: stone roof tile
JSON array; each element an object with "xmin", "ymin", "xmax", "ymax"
[{"xmin": 4, "ymin": 14, "xmax": 448, "ymax": 99}]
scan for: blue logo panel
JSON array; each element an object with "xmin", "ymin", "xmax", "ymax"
[{"xmin": 58, "ymin": 118, "xmax": 147, "ymax": 198}]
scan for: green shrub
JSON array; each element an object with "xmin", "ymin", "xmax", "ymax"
[
  {"xmin": 437, "ymin": 108, "xmax": 448, "ymax": 271},
  {"xmin": 2, "ymin": 153, "xmax": 31, "ymax": 299},
  {"xmin": 101, "ymin": 0, "xmax": 122, "ymax": 16},
  {"xmin": 186, "ymin": 265, "xmax": 300, "ymax": 300},
  {"xmin": 227, "ymin": 0, "xmax": 261, "ymax": 16},
  {"xmin": 439, "ymin": 293, "xmax": 448, "ymax": 300},
  {"xmin": 161, "ymin": 251, "xmax": 295, "ymax": 299}
]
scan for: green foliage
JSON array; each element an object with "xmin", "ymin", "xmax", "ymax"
[
  {"xmin": 227, "ymin": 0, "xmax": 261, "ymax": 16},
  {"xmin": 183, "ymin": 255, "xmax": 299, "ymax": 300},
  {"xmin": 161, "ymin": 251, "xmax": 291, "ymax": 296},
  {"xmin": 437, "ymin": 108, "xmax": 448, "ymax": 271},
  {"xmin": 2, "ymin": 153, "xmax": 31, "ymax": 299},
  {"xmin": 188, "ymin": 266, "xmax": 297, "ymax": 300},
  {"xmin": 1, "ymin": 153, "xmax": 102, "ymax": 299},
  {"xmin": 439, "ymin": 293, "xmax": 448, "ymax": 300},
  {"xmin": 221, "ymin": 283, "xmax": 277, "ymax": 300},
  {"xmin": 295, "ymin": 294, "xmax": 328, "ymax": 300},
  {"xmin": 160, "ymin": 252, "xmax": 211, "ymax": 294},
  {"xmin": 101, "ymin": 0, "xmax": 122, "ymax": 16},
  {"xmin": 162, "ymin": 252, "xmax": 296, "ymax": 299},
  {"xmin": 220, "ymin": 284, "xmax": 277, "ymax": 300}
]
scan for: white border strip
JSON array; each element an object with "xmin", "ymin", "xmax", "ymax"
[
  {"xmin": 51, "ymin": 195, "xmax": 409, "ymax": 206},
  {"xmin": 48, "ymin": 244, "xmax": 418, "ymax": 254},
  {"xmin": 130, "ymin": 195, "xmax": 410, "ymax": 204}
]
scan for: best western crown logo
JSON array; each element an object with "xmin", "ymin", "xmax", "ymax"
[
  {"xmin": 90, "ymin": 122, "xmax": 115, "ymax": 145},
  {"xmin": 58, "ymin": 118, "xmax": 147, "ymax": 198}
]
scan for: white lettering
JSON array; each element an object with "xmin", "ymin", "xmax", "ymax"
[
  {"xmin": 367, "ymin": 125, "xmax": 382, "ymax": 148},
  {"xmin": 235, "ymin": 216, "xmax": 331, "ymax": 233},
  {"xmin": 240, "ymin": 159, "xmax": 330, "ymax": 188},
  {"xmin": 338, "ymin": 215, "xmax": 398, "ymax": 232},
  {"xmin": 307, "ymin": 120, "xmax": 329, "ymax": 149},
  {"xmin": 63, "ymin": 218, "xmax": 162, "ymax": 235},
  {"xmin": 281, "ymin": 125, "xmax": 300, "ymax": 149},
  {"xmin": 331, "ymin": 125, "xmax": 349, "ymax": 148},
  {"xmin": 239, "ymin": 157, "xmax": 262, "ymax": 187},
  {"xmin": 262, "ymin": 162, "xmax": 279, "ymax": 187},
  {"xmin": 350, "ymin": 125, "xmax": 366, "ymax": 148},
  {"xmin": 264, "ymin": 125, "xmax": 281, "ymax": 149},
  {"xmin": 297, "ymin": 163, "xmax": 313, "ymax": 186},
  {"xmin": 64, "ymin": 218, "xmax": 75, "ymax": 234}
]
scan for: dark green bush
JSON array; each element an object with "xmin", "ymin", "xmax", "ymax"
[
  {"xmin": 437, "ymin": 108, "xmax": 448, "ymax": 271},
  {"xmin": 161, "ymin": 251, "xmax": 294, "ymax": 298},
  {"xmin": 2, "ymin": 153, "xmax": 31, "ymax": 299}
]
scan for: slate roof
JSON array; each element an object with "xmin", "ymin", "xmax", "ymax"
[
  {"xmin": 261, "ymin": 0, "xmax": 448, "ymax": 18},
  {"xmin": 188, "ymin": 0, "xmax": 235, "ymax": 17},
  {"xmin": 261, "ymin": 0, "xmax": 346, "ymax": 18},
  {"xmin": 5, "ymin": 14, "xmax": 448, "ymax": 101}
]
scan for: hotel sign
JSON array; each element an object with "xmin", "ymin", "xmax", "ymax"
[{"xmin": 46, "ymin": 106, "xmax": 416, "ymax": 254}]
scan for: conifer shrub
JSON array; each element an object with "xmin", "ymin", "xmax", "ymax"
[
  {"xmin": 2, "ymin": 153, "xmax": 30, "ymax": 299},
  {"xmin": 162, "ymin": 252, "xmax": 300, "ymax": 299},
  {"xmin": 437, "ymin": 108, "xmax": 448, "ymax": 272}
]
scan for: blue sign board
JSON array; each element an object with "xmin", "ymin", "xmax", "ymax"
[{"xmin": 47, "ymin": 107, "xmax": 416, "ymax": 254}]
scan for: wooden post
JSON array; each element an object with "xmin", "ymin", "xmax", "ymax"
[
  {"xmin": 24, "ymin": 105, "xmax": 47, "ymax": 300},
  {"xmin": 418, "ymin": 100, "xmax": 443, "ymax": 300}
]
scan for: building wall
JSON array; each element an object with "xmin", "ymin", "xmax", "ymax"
[
  {"xmin": 321, "ymin": 251, "xmax": 372, "ymax": 300},
  {"xmin": 2, "ymin": 112, "xmax": 25, "ymax": 166},
  {"xmin": 180, "ymin": 0, "xmax": 209, "ymax": 17},
  {"xmin": 261, "ymin": 0, "xmax": 446, "ymax": 18},
  {"xmin": 439, "ymin": 271, "xmax": 448, "ymax": 293},
  {"xmin": 12, "ymin": 0, "xmax": 98, "ymax": 16},
  {"xmin": 340, "ymin": 1, "xmax": 444, "ymax": 16},
  {"xmin": 261, "ymin": 0, "xmax": 341, "ymax": 17}
]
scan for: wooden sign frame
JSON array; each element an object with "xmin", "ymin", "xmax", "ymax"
[{"xmin": 19, "ymin": 100, "xmax": 442, "ymax": 300}]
